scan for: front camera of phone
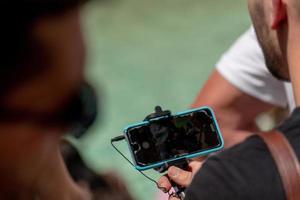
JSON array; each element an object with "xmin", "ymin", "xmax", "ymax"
[{"xmin": 132, "ymin": 142, "xmax": 141, "ymax": 153}]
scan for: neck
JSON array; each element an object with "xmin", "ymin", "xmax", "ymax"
[
  {"xmin": 288, "ymin": 46, "xmax": 300, "ymax": 105},
  {"xmin": 36, "ymin": 148, "xmax": 89, "ymax": 200},
  {"xmin": 0, "ymin": 123, "xmax": 89, "ymax": 200},
  {"xmin": 287, "ymin": 17, "xmax": 300, "ymax": 106}
]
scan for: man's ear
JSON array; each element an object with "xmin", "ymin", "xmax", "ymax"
[{"xmin": 272, "ymin": 0, "xmax": 287, "ymax": 29}]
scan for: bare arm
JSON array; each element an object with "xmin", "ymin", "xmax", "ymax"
[
  {"xmin": 191, "ymin": 69, "xmax": 274, "ymax": 147},
  {"xmin": 157, "ymin": 70, "xmax": 276, "ymax": 196}
]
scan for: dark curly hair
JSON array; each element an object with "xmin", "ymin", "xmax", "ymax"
[{"xmin": 0, "ymin": 0, "xmax": 90, "ymax": 99}]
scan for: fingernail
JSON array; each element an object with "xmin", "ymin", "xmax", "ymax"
[
  {"xmin": 169, "ymin": 167, "xmax": 179, "ymax": 178},
  {"xmin": 158, "ymin": 180, "xmax": 163, "ymax": 187},
  {"xmin": 161, "ymin": 187, "xmax": 168, "ymax": 193},
  {"xmin": 157, "ymin": 183, "xmax": 167, "ymax": 193}
]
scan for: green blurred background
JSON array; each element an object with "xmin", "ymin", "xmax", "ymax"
[{"xmin": 77, "ymin": 0, "xmax": 251, "ymax": 199}]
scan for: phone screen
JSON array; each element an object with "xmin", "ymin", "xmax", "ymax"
[{"xmin": 126, "ymin": 108, "xmax": 222, "ymax": 167}]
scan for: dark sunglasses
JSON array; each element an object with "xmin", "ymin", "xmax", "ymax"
[{"xmin": 0, "ymin": 83, "xmax": 99, "ymax": 138}]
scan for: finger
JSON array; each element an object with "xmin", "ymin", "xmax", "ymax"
[
  {"xmin": 192, "ymin": 156, "xmax": 206, "ymax": 162},
  {"xmin": 168, "ymin": 166, "xmax": 193, "ymax": 187},
  {"xmin": 189, "ymin": 161, "xmax": 203, "ymax": 175},
  {"xmin": 158, "ymin": 175, "xmax": 172, "ymax": 192}
]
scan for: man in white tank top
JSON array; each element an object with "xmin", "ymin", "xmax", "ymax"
[
  {"xmin": 216, "ymin": 27, "xmax": 295, "ymax": 112},
  {"xmin": 191, "ymin": 26, "xmax": 295, "ymax": 148},
  {"xmin": 157, "ymin": 27, "xmax": 296, "ymax": 200}
]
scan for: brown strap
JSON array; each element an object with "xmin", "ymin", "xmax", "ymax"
[{"xmin": 257, "ymin": 131, "xmax": 300, "ymax": 200}]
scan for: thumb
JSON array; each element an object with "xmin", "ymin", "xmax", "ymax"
[{"xmin": 168, "ymin": 166, "xmax": 193, "ymax": 187}]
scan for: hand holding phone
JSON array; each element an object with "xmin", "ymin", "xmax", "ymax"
[
  {"xmin": 158, "ymin": 160, "xmax": 203, "ymax": 189},
  {"xmin": 123, "ymin": 107, "xmax": 224, "ymax": 171}
]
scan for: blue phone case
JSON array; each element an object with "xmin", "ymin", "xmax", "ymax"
[{"xmin": 123, "ymin": 106, "xmax": 224, "ymax": 171}]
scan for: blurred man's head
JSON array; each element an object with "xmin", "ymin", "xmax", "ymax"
[
  {"xmin": 1, "ymin": 1, "xmax": 89, "ymax": 122},
  {"xmin": 0, "ymin": 1, "xmax": 95, "ymax": 197},
  {"xmin": 247, "ymin": 0, "xmax": 293, "ymax": 81}
]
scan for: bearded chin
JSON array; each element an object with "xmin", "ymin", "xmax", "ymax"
[
  {"xmin": 265, "ymin": 60, "xmax": 289, "ymax": 82},
  {"xmin": 261, "ymin": 41, "xmax": 290, "ymax": 82},
  {"xmin": 249, "ymin": 1, "xmax": 290, "ymax": 82},
  {"xmin": 253, "ymin": 23, "xmax": 290, "ymax": 82}
]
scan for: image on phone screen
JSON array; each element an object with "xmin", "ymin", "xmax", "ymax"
[{"xmin": 126, "ymin": 108, "xmax": 223, "ymax": 168}]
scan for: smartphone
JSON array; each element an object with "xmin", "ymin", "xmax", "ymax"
[{"xmin": 123, "ymin": 107, "xmax": 224, "ymax": 171}]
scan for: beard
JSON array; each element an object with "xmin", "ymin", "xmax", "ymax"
[
  {"xmin": 259, "ymin": 33, "xmax": 290, "ymax": 81},
  {"xmin": 249, "ymin": 0, "xmax": 290, "ymax": 81}
]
